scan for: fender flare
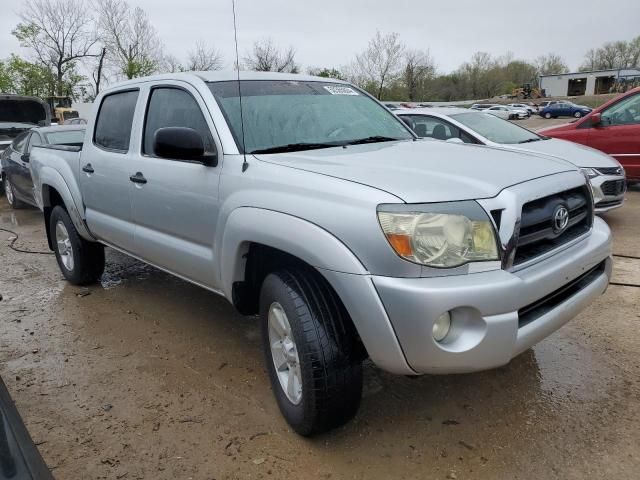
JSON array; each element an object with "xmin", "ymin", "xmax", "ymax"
[
  {"xmin": 38, "ymin": 167, "xmax": 94, "ymax": 241},
  {"xmin": 219, "ymin": 207, "xmax": 368, "ymax": 299}
]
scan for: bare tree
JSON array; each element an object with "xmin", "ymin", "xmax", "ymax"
[
  {"xmin": 186, "ymin": 41, "xmax": 223, "ymax": 71},
  {"xmin": 403, "ymin": 49, "xmax": 436, "ymax": 101},
  {"xmin": 13, "ymin": 0, "xmax": 97, "ymax": 95},
  {"xmin": 161, "ymin": 54, "xmax": 184, "ymax": 73},
  {"xmin": 535, "ymin": 53, "xmax": 569, "ymax": 76},
  {"xmin": 95, "ymin": 0, "xmax": 163, "ymax": 80},
  {"xmin": 243, "ymin": 38, "xmax": 298, "ymax": 73},
  {"xmin": 92, "ymin": 47, "xmax": 107, "ymax": 96},
  {"xmin": 351, "ymin": 31, "xmax": 404, "ymax": 99}
]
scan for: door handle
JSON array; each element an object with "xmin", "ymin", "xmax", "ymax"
[
  {"xmin": 82, "ymin": 163, "xmax": 94, "ymax": 173},
  {"xmin": 129, "ymin": 172, "xmax": 147, "ymax": 184}
]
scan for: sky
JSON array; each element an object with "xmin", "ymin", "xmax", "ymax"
[{"xmin": 1, "ymin": 0, "xmax": 639, "ymax": 75}]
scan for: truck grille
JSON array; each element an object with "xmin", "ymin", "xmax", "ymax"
[
  {"xmin": 513, "ymin": 186, "xmax": 593, "ymax": 266},
  {"xmin": 601, "ymin": 179, "xmax": 626, "ymax": 196},
  {"xmin": 595, "ymin": 167, "xmax": 623, "ymax": 176}
]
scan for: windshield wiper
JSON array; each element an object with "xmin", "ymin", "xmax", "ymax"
[
  {"xmin": 250, "ymin": 142, "xmax": 340, "ymax": 154},
  {"xmin": 518, "ymin": 138, "xmax": 542, "ymax": 144},
  {"xmin": 342, "ymin": 135, "xmax": 401, "ymax": 146}
]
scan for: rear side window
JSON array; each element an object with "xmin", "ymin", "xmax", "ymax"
[
  {"xmin": 94, "ymin": 90, "xmax": 139, "ymax": 152},
  {"xmin": 143, "ymin": 87, "xmax": 215, "ymax": 156},
  {"xmin": 27, "ymin": 133, "xmax": 42, "ymax": 150},
  {"xmin": 12, "ymin": 132, "xmax": 30, "ymax": 152}
]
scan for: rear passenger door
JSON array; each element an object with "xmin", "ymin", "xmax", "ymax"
[
  {"xmin": 81, "ymin": 89, "xmax": 140, "ymax": 252},
  {"xmin": 130, "ymin": 84, "xmax": 222, "ymax": 288}
]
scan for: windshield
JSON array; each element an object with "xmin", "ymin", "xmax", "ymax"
[
  {"xmin": 44, "ymin": 129, "xmax": 85, "ymax": 145},
  {"xmin": 207, "ymin": 80, "xmax": 413, "ymax": 153},
  {"xmin": 451, "ymin": 112, "xmax": 542, "ymax": 144}
]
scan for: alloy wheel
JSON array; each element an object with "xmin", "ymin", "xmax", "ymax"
[
  {"xmin": 268, "ymin": 302, "xmax": 302, "ymax": 405},
  {"xmin": 55, "ymin": 220, "xmax": 74, "ymax": 271}
]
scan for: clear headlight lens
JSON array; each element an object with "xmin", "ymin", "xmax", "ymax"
[
  {"xmin": 581, "ymin": 168, "xmax": 599, "ymax": 179},
  {"xmin": 377, "ymin": 202, "xmax": 499, "ymax": 268}
]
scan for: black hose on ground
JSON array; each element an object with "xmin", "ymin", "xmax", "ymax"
[{"xmin": 0, "ymin": 227, "xmax": 53, "ymax": 255}]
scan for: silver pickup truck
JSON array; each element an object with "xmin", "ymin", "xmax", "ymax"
[{"xmin": 30, "ymin": 72, "xmax": 612, "ymax": 435}]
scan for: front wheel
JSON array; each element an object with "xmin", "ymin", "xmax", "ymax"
[
  {"xmin": 50, "ymin": 205, "xmax": 105, "ymax": 285},
  {"xmin": 574, "ymin": 111, "xmax": 582, "ymax": 118},
  {"xmin": 544, "ymin": 112, "xmax": 552, "ymax": 119},
  {"xmin": 260, "ymin": 269, "xmax": 363, "ymax": 436}
]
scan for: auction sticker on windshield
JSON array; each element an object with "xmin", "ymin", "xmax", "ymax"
[{"xmin": 323, "ymin": 85, "xmax": 359, "ymax": 95}]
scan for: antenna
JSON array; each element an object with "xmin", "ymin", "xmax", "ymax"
[{"xmin": 232, "ymin": 0, "xmax": 249, "ymax": 172}]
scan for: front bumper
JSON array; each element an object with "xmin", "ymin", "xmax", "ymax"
[
  {"xmin": 367, "ymin": 217, "xmax": 611, "ymax": 375},
  {"xmin": 590, "ymin": 175, "xmax": 626, "ymax": 213}
]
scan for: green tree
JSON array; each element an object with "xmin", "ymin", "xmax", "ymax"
[{"xmin": 4, "ymin": 55, "xmax": 56, "ymax": 97}]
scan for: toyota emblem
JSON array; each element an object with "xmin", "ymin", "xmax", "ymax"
[{"xmin": 552, "ymin": 205, "xmax": 569, "ymax": 233}]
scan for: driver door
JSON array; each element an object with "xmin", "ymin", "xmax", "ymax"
[{"xmin": 130, "ymin": 83, "xmax": 223, "ymax": 288}]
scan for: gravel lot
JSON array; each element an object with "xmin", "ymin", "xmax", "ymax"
[{"xmin": 0, "ymin": 185, "xmax": 639, "ymax": 479}]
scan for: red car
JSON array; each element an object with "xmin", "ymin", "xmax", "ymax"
[{"xmin": 540, "ymin": 87, "xmax": 640, "ymax": 181}]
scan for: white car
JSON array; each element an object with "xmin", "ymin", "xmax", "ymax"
[
  {"xmin": 484, "ymin": 105, "xmax": 512, "ymax": 120},
  {"xmin": 398, "ymin": 107, "xmax": 626, "ymax": 212},
  {"xmin": 508, "ymin": 103, "xmax": 536, "ymax": 115}
]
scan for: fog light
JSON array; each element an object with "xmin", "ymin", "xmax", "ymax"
[{"xmin": 433, "ymin": 312, "xmax": 451, "ymax": 342}]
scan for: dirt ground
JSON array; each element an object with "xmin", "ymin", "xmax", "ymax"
[{"xmin": 1, "ymin": 186, "xmax": 639, "ymax": 480}]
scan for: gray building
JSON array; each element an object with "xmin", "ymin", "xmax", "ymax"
[{"xmin": 539, "ymin": 68, "xmax": 640, "ymax": 97}]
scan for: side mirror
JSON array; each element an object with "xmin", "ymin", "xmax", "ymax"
[
  {"xmin": 590, "ymin": 112, "xmax": 602, "ymax": 126},
  {"xmin": 153, "ymin": 127, "xmax": 217, "ymax": 166},
  {"xmin": 21, "ymin": 153, "xmax": 30, "ymax": 162},
  {"xmin": 446, "ymin": 137, "xmax": 464, "ymax": 144}
]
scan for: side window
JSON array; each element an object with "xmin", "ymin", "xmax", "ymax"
[
  {"xmin": 602, "ymin": 93, "xmax": 640, "ymax": 126},
  {"xmin": 143, "ymin": 87, "xmax": 216, "ymax": 157},
  {"xmin": 13, "ymin": 132, "xmax": 30, "ymax": 153},
  {"xmin": 94, "ymin": 90, "xmax": 139, "ymax": 152},
  {"xmin": 404, "ymin": 115, "xmax": 464, "ymax": 141},
  {"xmin": 28, "ymin": 133, "xmax": 42, "ymax": 151}
]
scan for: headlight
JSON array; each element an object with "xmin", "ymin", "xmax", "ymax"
[
  {"xmin": 581, "ymin": 168, "xmax": 599, "ymax": 180},
  {"xmin": 377, "ymin": 201, "xmax": 499, "ymax": 268}
]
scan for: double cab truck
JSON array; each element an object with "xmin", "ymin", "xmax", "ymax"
[{"xmin": 30, "ymin": 72, "xmax": 612, "ymax": 435}]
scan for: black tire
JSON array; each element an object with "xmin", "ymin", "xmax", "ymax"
[
  {"xmin": 260, "ymin": 268, "xmax": 363, "ymax": 436},
  {"xmin": 544, "ymin": 112, "xmax": 552, "ymax": 119},
  {"xmin": 3, "ymin": 175, "xmax": 26, "ymax": 209},
  {"xmin": 49, "ymin": 205, "xmax": 105, "ymax": 285},
  {"xmin": 574, "ymin": 111, "xmax": 582, "ymax": 118}
]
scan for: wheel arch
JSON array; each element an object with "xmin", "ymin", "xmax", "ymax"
[
  {"xmin": 38, "ymin": 171, "xmax": 95, "ymax": 249},
  {"xmin": 219, "ymin": 207, "xmax": 368, "ymax": 302}
]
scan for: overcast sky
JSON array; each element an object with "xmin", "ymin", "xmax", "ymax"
[{"xmin": 1, "ymin": 0, "xmax": 639, "ymax": 74}]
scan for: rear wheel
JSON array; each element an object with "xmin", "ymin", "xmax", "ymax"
[
  {"xmin": 260, "ymin": 268, "xmax": 363, "ymax": 436},
  {"xmin": 49, "ymin": 205, "xmax": 105, "ymax": 285},
  {"xmin": 2, "ymin": 175, "xmax": 25, "ymax": 209}
]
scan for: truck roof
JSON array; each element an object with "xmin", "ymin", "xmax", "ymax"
[{"xmin": 103, "ymin": 70, "xmax": 349, "ymax": 93}]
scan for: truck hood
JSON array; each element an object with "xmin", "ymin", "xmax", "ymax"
[
  {"xmin": 506, "ymin": 138, "xmax": 619, "ymax": 169},
  {"xmin": 0, "ymin": 96, "xmax": 49, "ymax": 126},
  {"xmin": 254, "ymin": 140, "xmax": 576, "ymax": 203}
]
